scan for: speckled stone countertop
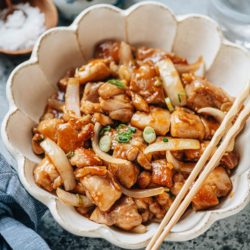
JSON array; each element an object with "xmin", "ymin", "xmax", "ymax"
[{"xmin": 1, "ymin": 0, "xmax": 250, "ymax": 249}]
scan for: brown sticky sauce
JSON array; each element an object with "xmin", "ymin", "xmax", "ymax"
[{"xmin": 229, "ymin": 191, "xmax": 235, "ymax": 199}]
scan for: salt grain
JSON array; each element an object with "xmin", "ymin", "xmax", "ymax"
[{"xmin": 0, "ymin": 3, "xmax": 46, "ymax": 51}]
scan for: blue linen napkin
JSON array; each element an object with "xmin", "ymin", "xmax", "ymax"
[{"xmin": 0, "ymin": 153, "xmax": 50, "ymax": 250}]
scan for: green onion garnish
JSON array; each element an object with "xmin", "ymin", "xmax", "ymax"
[
  {"xmin": 178, "ymin": 90, "xmax": 187, "ymax": 103},
  {"xmin": 143, "ymin": 126, "xmax": 156, "ymax": 143},
  {"xmin": 165, "ymin": 97, "xmax": 174, "ymax": 113},
  {"xmin": 100, "ymin": 125, "xmax": 111, "ymax": 136},
  {"xmin": 115, "ymin": 135, "xmax": 132, "ymax": 143},
  {"xmin": 66, "ymin": 151, "xmax": 75, "ymax": 158},
  {"xmin": 77, "ymin": 194, "xmax": 83, "ymax": 207},
  {"xmin": 117, "ymin": 124, "xmax": 136, "ymax": 136},
  {"xmin": 108, "ymin": 79, "xmax": 125, "ymax": 89},
  {"xmin": 99, "ymin": 135, "xmax": 111, "ymax": 152},
  {"xmin": 164, "ymin": 207, "xmax": 169, "ymax": 211},
  {"xmin": 217, "ymin": 142, "xmax": 221, "ymax": 147},
  {"xmin": 36, "ymin": 137, "xmax": 45, "ymax": 143},
  {"xmin": 163, "ymin": 138, "xmax": 169, "ymax": 143}
]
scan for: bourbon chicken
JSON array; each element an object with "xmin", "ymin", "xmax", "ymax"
[{"xmin": 32, "ymin": 40, "xmax": 240, "ymax": 233}]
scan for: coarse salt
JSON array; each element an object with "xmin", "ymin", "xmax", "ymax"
[{"xmin": 0, "ymin": 3, "xmax": 46, "ymax": 51}]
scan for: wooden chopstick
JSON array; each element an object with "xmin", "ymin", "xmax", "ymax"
[
  {"xmin": 146, "ymin": 79, "xmax": 250, "ymax": 250},
  {"xmin": 151, "ymin": 97, "xmax": 250, "ymax": 250}
]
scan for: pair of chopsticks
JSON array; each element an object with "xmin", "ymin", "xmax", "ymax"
[{"xmin": 146, "ymin": 79, "xmax": 250, "ymax": 250}]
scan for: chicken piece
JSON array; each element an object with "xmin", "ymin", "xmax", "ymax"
[
  {"xmin": 127, "ymin": 90, "xmax": 150, "ymax": 113},
  {"xmin": 80, "ymin": 167, "xmax": 122, "ymax": 211},
  {"xmin": 113, "ymin": 144, "xmax": 139, "ymax": 162},
  {"xmin": 82, "ymin": 82, "xmax": 104, "ymax": 103},
  {"xmin": 220, "ymin": 152, "xmax": 239, "ymax": 169},
  {"xmin": 170, "ymin": 107, "xmax": 205, "ymax": 140},
  {"xmin": 136, "ymin": 46, "xmax": 187, "ymax": 64},
  {"xmin": 134, "ymin": 197, "xmax": 165, "ymax": 220},
  {"xmin": 58, "ymin": 68, "xmax": 75, "ymax": 91},
  {"xmin": 192, "ymin": 184, "xmax": 219, "ymax": 210},
  {"xmin": 57, "ymin": 118, "xmax": 94, "ymax": 153},
  {"xmin": 131, "ymin": 106, "xmax": 170, "ymax": 135},
  {"xmin": 80, "ymin": 101, "xmax": 103, "ymax": 115},
  {"xmin": 203, "ymin": 166, "xmax": 232, "ymax": 197},
  {"xmin": 37, "ymin": 118, "xmax": 64, "ymax": 142},
  {"xmin": 171, "ymin": 182, "xmax": 184, "ymax": 197},
  {"xmin": 75, "ymin": 59, "xmax": 111, "ymax": 84},
  {"xmin": 130, "ymin": 61, "xmax": 165, "ymax": 105},
  {"xmin": 34, "ymin": 157, "xmax": 61, "ymax": 192},
  {"xmin": 92, "ymin": 113, "xmax": 113, "ymax": 126},
  {"xmin": 156, "ymin": 192, "xmax": 174, "ymax": 210},
  {"xmin": 95, "ymin": 40, "xmax": 121, "ymax": 63},
  {"xmin": 32, "ymin": 133, "xmax": 44, "ymax": 154},
  {"xmin": 95, "ymin": 40, "xmax": 134, "ymax": 66},
  {"xmin": 151, "ymin": 159, "xmax": 174, "ymax": 187},
  {"xmin": 184, "ymin": 141, "xmax": 239, "ymax": 169},
  {"xmin": 90, "ymin": 196, "xmax": 142, "ymax": 230},
  {"xmin": 200, "ymin": 117, "xmax": 220, "ymax": 140},
  {"xmin": 72, "ymin": 182, "xmax": 86, "ymax": 195},
  {"xmin": 137, "ymin": 171, "xmax": 151, "ymax": 189},
  {"xmin": 109, "ymin": 162, "xmax": 140, "ymax": 188},
  {"xmin": 99, "ymin": 94, "xmax": 133, "ymax": 111},
  {"xmin": 109, "ymin": 109, "xmax": 134, "ymax": 123},
  {"xmin": 98, "ymin": 82, "xmax": 125, "ymax": 99},
  {"xmin": 185, "ymin": 75, "xmax": 235, "ymax": 111},
  {"xmin": 71, "ymin": 148, "xmax": 103, "ymax": 168}
]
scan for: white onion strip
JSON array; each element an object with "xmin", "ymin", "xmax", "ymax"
[
  {"xmin": 166, "ymin": 150, "xmax": 182, "ymax": 170},
  {"xmin": 56, "ymin": 188, "xmax": 93, "ymax": 208},
  {"xmin": 65, "ymin": 78, "xmax": 80, "ymax": 117},
  {"xmin": 175, "ymin": 56, "xmax": 204, "ymax": 75},
  {"xmin": 41, "ymin": 138, "xmax": 76, "ymax": 191},
  {"xmin": 198, "ymin": 107, "xmax": 234, "ymax": 151},
  {"xmin": 92, "ymin": 123, "xmax": 129, "ymax": 165},
  {"xmin": 47, "ymin": 98, "xmax": 65, "ymax": 111},
  {"xmin": 118, "ymin": 182, "xmax": 164, "ymax": 198},
  {"xmin": 145, "ymin": 139, "xmax": 200, "ymax": 154}
]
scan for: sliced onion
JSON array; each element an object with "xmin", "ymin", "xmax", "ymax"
[
  {"xmin": 47, "ymin": 98, "xmax": 65, "ymax": 111},
  {"xmin": 157, "ymin": 58, "xmax": 186, "ymax": 106},
  {"xmin": 41, "ymin": 138, "xmax": 76, "ymax": 191},
  {"xmin": 166, "ymin": 150, "xmax": 182, "ymax": 170},
  {"xmin": 92, "ymin": 123, "xmax": 129, "ymax": 165},
  {"xmin": 198, "ymin": 107, "xmax": 234, "ymax": 151},
  {"xmin": 118, "ymin": 182, "xmax": 164, "ymax": 198},
  {"xmin": 145, "ymin": 139, "xmax": 200, "ymax": 154},
  {"xmin": 65, "ymin": 78, "xmax": 80, "ymax": 117},
  {"xmin": 56, "ymin": 188, "xmax": 93, "ymax": 208},
  {"xmin": 198, "ymin": 107, "xmax": 225, "ymax": 123},
  {"xmin": 175, "ymin": 56, "xmax": 204, "ymax": 75},
  {"xmin": 130, "ymin": 224, "xmax": 147, "ymax": 234}
]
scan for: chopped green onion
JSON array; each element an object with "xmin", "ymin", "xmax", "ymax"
[
  {"xmin": 154, "ymin": 76, "xmax": 163, "ymax": 86},
  {"xmin": 163, "ymin": 138, "xmax": 169, "ymax": 143},
  {"xmin": 165, "ymin": 97, "xmax": 174, "ymax": 113},
  {"xmin": 143, "ymin": 126, "xmax": 156, "ymax": 143},
  {"xmin": 117, "ymin": 124, "xmax": 136, "ymax": 136},
  {"xmin": 217, "ymin": 142, "xmax": 221, "ymax": 147},
  {"xmin": 100, "ymin": 125, "xmax": 111, "ymax": 136},
  {"xmin": 36, "ymin": 136, "xmax": 44, "ymax": 143},
  {"xmin": 115, "ymin": 135, "xmax": 132, "ymax": 143},
  {"xmin": 170, "ymin": 194, "xmax": 176, "ymax": 200},
  {"xmin": 99, "ymin": 135, "xmax": 111, "ymax": 152},
  {"xmin": 164, "ymin": 207, "xmax": 169, "ymax": 211},
  {"xmin": 77, "ymin": 194, "xmax": 83, "ymax": 207},
  {"xmin": 108, "ymin": 79, "xmax": 125, "ymax": 89},
  {"xmin": 66, "ymin": 151, "xmax": 75, "ymax": 158},
  {"xmin": 178, "ymin": 90, "xmax": 187, "ymax": 103}
]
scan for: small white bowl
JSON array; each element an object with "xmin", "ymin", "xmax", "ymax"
[{"xmin": 2, "ymin": 2, "xmax": 250, "ymax": 249}]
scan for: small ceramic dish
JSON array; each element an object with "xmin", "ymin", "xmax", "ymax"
[
  {"xmin": 0, "ymin": 0, "xmax": 58, "ymax": 56},
  {"xmin": 2, "ymin": 2, "xmax": 250, "ymax": 249}
]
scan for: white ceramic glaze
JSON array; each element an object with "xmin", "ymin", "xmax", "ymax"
[{"xmin": 2, "ymin": 2, "xmax": 250, "ymax": 249}]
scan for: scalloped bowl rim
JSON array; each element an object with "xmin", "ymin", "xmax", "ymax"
[{"xmin": 2, "ymin": 1, "xmax": 250, "ymax": 249}]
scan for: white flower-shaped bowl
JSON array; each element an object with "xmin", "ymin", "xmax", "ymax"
[{"xmin": 2, "ymin": 2, "xmax": 250, "ymax": 249}]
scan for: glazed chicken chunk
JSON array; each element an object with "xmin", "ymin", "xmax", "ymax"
[
  {"xmin": 79, "ymin": 166, "xmax": 122, "ymax": 211},
  {"xmin": 170, "ymin": 107, "xmax": 205, "ymax": 140}
]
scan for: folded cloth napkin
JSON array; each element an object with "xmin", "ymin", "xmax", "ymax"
[{"xmin": 0, "ymin": 153, "xmax": 50, "ymax": 250}]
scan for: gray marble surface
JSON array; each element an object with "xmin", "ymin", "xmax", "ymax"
[{"xmin": 0, "ymin": 0, "xmax": 250, "ymax": 249}]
